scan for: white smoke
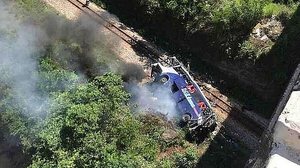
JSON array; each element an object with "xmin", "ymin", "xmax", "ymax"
[
  {"xmin": 128, "ymin": 83, "xmax": 179, "ymax": 119},
  {"xmin": 0, "ymin": 0, "xmax": 177, "ymax": 121},
  {"xmin": 0, "ymin": 1, "xmax": 113, "ymax": 118},
  {"xmin": 0, "ymin": 1, "xmax": 49, "ymax": 118}
]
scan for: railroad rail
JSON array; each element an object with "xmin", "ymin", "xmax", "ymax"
[
  {"xmin": 201, "ymin": 86, "xmax": 267, "ymax": 137},
  {"xmin": 67, "ymin": 0, "xmax": 169, "ymax": 64},
  {"xmin": 66, "ymin": 0, "xmax": 268, "ymax": 138}
]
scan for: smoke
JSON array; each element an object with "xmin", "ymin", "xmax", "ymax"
[
  {"xmin": 40, "ymin": 13, "xmax": 120, "ymax": 77},
  {"xmin": 117, "ymin": 60, "xmax": 178, "ymax": 119},
  {"xmin": 0, "ymin": 1, "xmax": 49, "ymax": 118},
  {"xmin": 127, "ymin": 83, "xmax": 179, "ymax": 119},
  {"xmin": 118, "ymin": 62, "xmax": 146, "ymax": 82},
  {"xmin": 0, "ymin": 0, "xmax": 178, "ymax": 121},
  {"xmin": 0, "ymin": 1, "xmax": 119, "ymax": 118},
  {"xmin": 116, "ymin": 59, "xmax": 179, "ymax": 119}
]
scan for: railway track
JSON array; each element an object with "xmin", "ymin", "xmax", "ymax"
[
  {"xmin": 67, "ymin": 0, "xmax": 168, "ymax": 64},
  {"xmin": 201, "ymin": 86, "xmax": 267, "ymax": 137},
  {"xmin": 66, "ymin": 0, "xmax": 268, "ymax": 140}
]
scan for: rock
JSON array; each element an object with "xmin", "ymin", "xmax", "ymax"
[
  {"xmin": 251, "ymin": 17, "xmax": 283, "ymax": 42},
  {"xmin": 161, "ymin": 129, "xmax": 179, "ymax": 142},
  {"xmin": 255, "ymin": 28, "xmax": 261, "ymax": 37},
  {"xmin": 260, "ymin": 35, "xmax": 269, "ymax": 41}
]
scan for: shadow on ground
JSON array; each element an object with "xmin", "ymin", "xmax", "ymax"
[
  {"xmin": 0, "ymin": 122, "xmax": 28, "ymax": 168},
  {"xmin": 196, "ymin": 127, "xmax": 250, "ymax": 168},
  {"xmin": 256, "ymin": 5, "xmax": 300, "ymax": 99}
]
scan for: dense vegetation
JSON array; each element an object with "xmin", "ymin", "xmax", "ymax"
[
  {"xmin": 2, "ymin": 43, "xmax": 249, "ymax": 167},
  {"xmin": 96, "ymin": 0, "xmax": 300, "ymax": 117},
  {"xmin": 0, "ymin": 55, "xmax": 202, "ymax": 167},
  {"xmin": 0, "ymin": 35, "xmax": 249, "ymax": 167},
  {"xmin": 96, "ymin": 0, "xmax": 297, "ymax": 60}
]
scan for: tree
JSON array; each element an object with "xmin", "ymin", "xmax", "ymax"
[
  {"xmin": 37, "ymin": 57, "xmax": 79, "ymax": 94},
  {"xmin": 29, "ymin": 73, "xmax": 160, "ymax": 167},
  {"xmin": 0, "ymin": 58, "xmax": 199, "ymax": 167}
]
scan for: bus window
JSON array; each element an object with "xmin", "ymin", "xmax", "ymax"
[{"xmin": 171, "ymin": 82, "xmax": 179, "ymax": 93}]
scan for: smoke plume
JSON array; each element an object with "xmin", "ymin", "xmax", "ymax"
[
  {"xmin": 0, "ymin": 1, "xmax": 49, "ymax": 117},
  {"xmin": 0, "ymin": 1, "xmax": 120, "ymax": 117},
  {"xmin": 40, "ymin": 13, "xmax": 120, "ymax": 77},
  {"xmin": 128, "ymin": 83, "xmax": 179, "ymax": 119},
  {"xmin": 118, "ymin": 62, "xmax": 146, "ymax": 82},
  {"xmin": 0, "ymin": 0, "xmax": 178, "ymax": 121}
]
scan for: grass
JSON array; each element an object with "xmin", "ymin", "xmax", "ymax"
[
  {"xmin": 15, "ymin": 0, "xmax": 47, "ymax": 14},
  {"xmin": 14, "ymin": 0, "xmax": 60, "ymax": 22},
  {"xmin": 239, "ymin": 38, "xmax": 274, "ymax": 61},
  {"xmin": 263, "ymin": 2, "xmax": 299, "ymax": 18}
]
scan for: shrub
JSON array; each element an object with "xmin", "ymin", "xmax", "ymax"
[
  {"xmin": 238, "ymin": 39, "xmax": 274, "ymax": 61},
  {"xmin": 38, "ymin": 58, "xmax": 79, "ymax": 94},
  {"xmin": 29, "ymin": 73, "xmax": 160, "ymax": 167},
  {"xmin": 211, "ymin": 0, "xmax": 266, "ymax": 31},
  {"xmin": 263, "ymin": 3, "xmax": 296, "ymax": 18},
  {"xmin": 172, "ymin": 146, "xmax": 198, "ymax": 168},
  {"xmin": 15, "ymin": 0, "xmax": 49, "ymax": 17}
]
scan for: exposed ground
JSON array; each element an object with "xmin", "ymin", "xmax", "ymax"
[{"xmin": 43, "ymin": 0, "xmax": 145, "ymax": 66}]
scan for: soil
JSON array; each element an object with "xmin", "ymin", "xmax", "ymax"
[{"xmin": 43, "ymin": 0, "xmax": 147, "ymax": 67}]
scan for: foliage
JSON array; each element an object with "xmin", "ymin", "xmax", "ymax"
[
  {"xmin": 96, "ymin": 0, "xmax": 300, "ymax": 117},
  {"xmin": 0, "ymin": 99, "xmax": 41, "ymax": 152},
  {"xmin": 2, "ymin": 1, "xmax": 202, "ymax": 166},
  {"xmin": 263, "ymin": 2, "xmax": 298, "ymax": 18},
  {"xmin": 97, "ymin": 0, "xmax": 298, "ymax": 62},
  {"xmin": 172, "ymin": 146, "xmax": 198, "ymax": 168},
  {"xmin": 238, "ymin": 39, "xmax": 274, "ymax": 61},
  {"xmin": 0, "ymin": 53, "xmax": 205, "ymax": 167},
  {"xmin": 2, "ymin": 0, "xmax": 280, "ymax": 166},
  {"xmin": 15, "ymin": 0, "xmax": 50, "ymax": 17},
  {"xmin": 208, "ymin": 0, "xmax": 267, "ymax": 58},
  {"xmin": 28, "ymin": 73, "xmax": 161, "ymax": 167},
  {"xmin": 259, "ymin": 5, "xmax": 300, "ymax": 89},
  {"xmin": 38, "ymin": 58, "xmax": 79, "ymax": 94},
  {"xmin": 211, "ymin": 0, "xmax": 266, "ymax": 31}
]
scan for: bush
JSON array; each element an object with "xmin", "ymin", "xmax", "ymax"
[
  {"xmin": 263, "ymin": 2, "xmax": 297, "ymax": 18},
  {"xmin": 172, "ymin": 146, "xmax": 198, "ymax": 168},
  {"xmin": 238, "ymin": 39, "xmax": 274, "ymax": 61},
  {"xmin": 211, "ymin": 0, "xmax": 266, "ymax": 31},
  {"xmin": 15, "ymin": 0, "xmax": 50, "ymax": 17},
  {"xmin": 1, "ymin": 58, "xmax": 161, "ymax": 167},
  {"xmin": 29, "ymin": 73, "xmax": 161, "ymax": 167},
  {"xmin": 38, "ymin": 58, "xmax": 79, "ymax": 94}
]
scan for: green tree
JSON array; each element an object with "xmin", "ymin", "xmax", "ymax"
[
  {"xmin": 29, "ymin": 73, "xmax": 160, "ymax": 167},
  {"xmin": 1, "ymin": 57, "xmax": 199, "ymax": 167},
  {"xmin": 38, "ymin": 58, "xmax": 79, "ymax": 94}
]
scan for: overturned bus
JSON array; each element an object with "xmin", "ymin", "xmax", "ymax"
[{"xmin": 150, "ymin": 57, "xmax": 216, "ymax": 130}]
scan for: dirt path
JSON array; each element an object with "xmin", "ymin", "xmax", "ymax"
[{"xmin": 43, "ymin": 0, "xmax": 147, "ymax": 67}]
